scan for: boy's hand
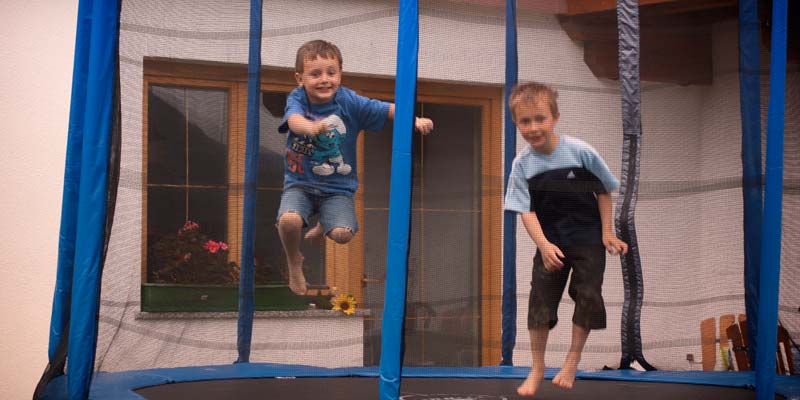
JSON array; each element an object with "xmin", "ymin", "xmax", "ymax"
[
  {"xmin": 540, "ymin": 242, "xmax": 565, "ymax": 271},
  {"xmin": 602, "ymin": 235, "xmax": 629, "ymax": 256},
  {"xmin": 287, "ymin": 114, "xmax": 329, "ymax": 137},
  {"xmin": 308, "ymin": 121, "xmax": 329, "ymax": 136},
  {"xmin": 415, "ymin": 117, "xmax": 434, "ymax": 135}
]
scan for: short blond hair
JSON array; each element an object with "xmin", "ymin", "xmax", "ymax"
[
  {"xmin": 508, "ymin": 82, "xmax": 559, "ymax": 118},
  {"xmin": 295, "ymin": 40, "xmax": 343, "ymax": 72}
]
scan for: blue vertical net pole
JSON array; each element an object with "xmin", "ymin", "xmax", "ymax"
[
  {"xmin": 501, "ymin": 0, "xmax": 518, "ymax": 367},
  {"xmin": 47, "ymin": 0, "xmax": 94, "ymax": 362},
  {"xmin": 755, "ymin": 1, "xmax": 787, "ymax": 399},
  {"xmin": 237, "ymin": 0, "xmax": 263, "ymax": 364},
  {"xmin": 66, "ymin": 0, "xmax": 121, "ymax": 398},
  {"xmin": 738, "ymin": 0, "xmax": 762, "ymax": 366},
  {"xmin": 378, "ymin": 0, "xmax": 418, "ymax": 398}
]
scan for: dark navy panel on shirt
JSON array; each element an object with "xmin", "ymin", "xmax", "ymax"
[{"xmin": 528, "ymin": 167, "xmax": 606, "ymax": 247}]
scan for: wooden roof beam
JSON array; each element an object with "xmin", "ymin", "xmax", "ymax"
[
  {"xmin": 567, "ymin": 0, "xmax": 675, "ymax": 15},
  {"xmin": 566, "ymin": 0, "xmax": 736, "ymax": 16}
]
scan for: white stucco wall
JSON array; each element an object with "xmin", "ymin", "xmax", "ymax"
[{"xmin": 0, "ymin": 1, "xmax": 78, "ymax": 399}]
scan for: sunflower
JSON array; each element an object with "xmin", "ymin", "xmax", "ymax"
[{"xmin": 331, "ymin": 294, "xmax": 357, "ymax": 315}]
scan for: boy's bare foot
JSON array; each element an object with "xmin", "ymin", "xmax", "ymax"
[
  {"xmin": 287, "ymin": 253, "xmax": 307, "ymax": 295},
  {"xmin": 517, "ymin": 369, "xmax": 544, "ymax": 397},
  {"xmin": 304, "ymin": 222, "xmax": 324, "ymax": 243},
  {"xmin": 552, "ymin": 354, "xmax": 580, "ymax": 389}
]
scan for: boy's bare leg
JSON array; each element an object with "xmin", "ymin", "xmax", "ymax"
[
  {"xmin": 552, "ymin": 323, "xmax": 589, "ymax": 389},
  {"xmin": 278, "ymin": 212, "xmax": 307, "ymax": 295},
  {"xmin": 518, "ymin": 327, "xmax": 548, "ymax": 397},
  {"xmin": 304, "ymin": 222, "xmax": 324, "ymax": 242}
]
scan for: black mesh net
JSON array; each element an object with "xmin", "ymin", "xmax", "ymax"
[{"xmin": 84, "ymin": 0, "xmax": 799, "ymax": 387}]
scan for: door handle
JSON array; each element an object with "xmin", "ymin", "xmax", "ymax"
[{"xmin": 361, "ymin": 276, "xmax": 386, "ymax": 287}]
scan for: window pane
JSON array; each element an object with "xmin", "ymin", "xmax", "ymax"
[
  {"xmin": 420, "ymin": 211, "xmax": 480, "ymax": 366},
  {"xmin": 259, "ymin": 91, "xmax": 287, "ymax": 189},
  {"xmin": 187, "ymin": 187, "xmax": 228, "ymax": 243},
  {"xmin": 146, "ymin": 186, "xmax": 186, "ymax": 282},
  {"xmin": 187, "ymin": 88, "xmax": 228, "ymax": 186},
  {"xmin": 146, "ymin": 85, "xmax": 231, "ymax": 286},
  {"xmin": 146, "ymin": 188, "xmax": 230, "ymax": 285},
  {"xmin": 421, "ymin": 103, "xmax": 481, "ymax": 211},
  {"xmin": 148, "ymin": 86, "xmax": 186, "ymax": 185}
]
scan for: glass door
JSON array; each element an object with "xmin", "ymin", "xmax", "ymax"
[{"xmin": 362, "ymin": 101, "xmax": 483, "ymax": 366}]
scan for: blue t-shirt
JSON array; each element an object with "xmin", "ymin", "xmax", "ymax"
[
  {"xmin": 278, "ymin": 86, "xmax": 390, "ymax": 195},
  {"xmin": 504, "ymin": 135, "xmax": 619, "ymax": 247}
]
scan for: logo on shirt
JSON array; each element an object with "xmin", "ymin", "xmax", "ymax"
[
  {"xmin": 309, "ymin": 114, "xmax": 351, "ymax": 176},
  {"xmin": 567, "ymin": 170, "xmax": 576, "ymax": 179},
  {"xmin": 291, "ymin": 139, "xmax": 315, "ymax": 156}
]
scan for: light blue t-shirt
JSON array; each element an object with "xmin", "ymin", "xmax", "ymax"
[
  {"xmin": 279, "ymin": 86, "xmax": 390, "ymax": 195},
  {"xmin": 504, "ymin": 135, "xmax": 619, "ymax": 246}
]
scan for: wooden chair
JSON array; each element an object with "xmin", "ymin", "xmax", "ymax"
[
  {"xmin": 724, "ymin": 315, "xmax": 795, "ymax": 374},
  {"xmin": 701, "ymin": 314, "xmax": 737, "ymax": 371}
]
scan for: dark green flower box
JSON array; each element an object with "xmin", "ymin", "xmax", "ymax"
[{"xmin": 141, "ymin": 283, "xmax": 309, "ymax": 312}]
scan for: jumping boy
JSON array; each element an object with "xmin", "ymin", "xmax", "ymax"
[
  {"xmin": 277, "ymin": 39, "xmax": 434, "ymax": 295},
  {"xmin": 503, "ymin": 82, "xmax": 628, "ymax": 397}
]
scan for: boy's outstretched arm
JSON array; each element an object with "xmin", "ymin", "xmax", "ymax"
[
  {"xmin": 387, "ymin": 104, "xmax": 434, "ymax": 134},
  {"xmin": 520, "ymin": 212, "xmax": 565, "ymax": 271},
  {"xmin": 597, "ymin": 193, "xmax": 628, "ymax": 255},
  {"xmin": 287, "ymin": 114, "xmax": 328, "ymax": 136}
]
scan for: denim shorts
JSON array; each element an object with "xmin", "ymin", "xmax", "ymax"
[{"xmin": 276, "ymin": 186, "xmax": 358, "ymax": 235}]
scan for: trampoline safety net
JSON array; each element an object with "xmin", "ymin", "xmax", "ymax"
[{"xmin": 38, "ymin": 0, "xmax": 800, "ymax": 399}]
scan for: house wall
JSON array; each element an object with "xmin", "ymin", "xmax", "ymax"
[{"xmin": 1, "ymin": 1, "xmax": 77, "ymax": 399}]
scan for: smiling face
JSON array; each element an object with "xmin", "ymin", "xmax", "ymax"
[
  {"xmin": 513, "ymin": 98, "xmax": 560, "ymax": 154},
  {"xmin": 295, "ymin": 56, "xmax": 342, "ymax": 104}
]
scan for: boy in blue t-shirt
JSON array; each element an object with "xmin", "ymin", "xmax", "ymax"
[
  {"xmin": 504, "ymin": 82, "xmax": 628, "ymax": 397},
  {"xmin": 277, "ymin": 40, "xmax": 434, "ymax": 295}
]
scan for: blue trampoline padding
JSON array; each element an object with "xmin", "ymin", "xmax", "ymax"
[{"xmin": 38, "ymin": 364, "xmax": 800, "ymax": 400}]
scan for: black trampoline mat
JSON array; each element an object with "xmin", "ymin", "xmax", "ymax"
[{"xmin": 135, "ymin": 377, "xmax": 782, "ymax": 400}]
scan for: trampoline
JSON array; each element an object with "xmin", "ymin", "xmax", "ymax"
[
  {"xmin": 136, "ymin": 377, "xmax": 765, "ymax": 400},
  {"xmin": 40, "ymin": 364, "xmax": 800, "ymax": 399},
  {"xmin": 33, "ymin": 0, "xmax": 800, "ymax": 399}
]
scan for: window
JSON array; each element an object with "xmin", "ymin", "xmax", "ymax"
[{"xmin": 141, "ymin": 60, "xmax": 316, "ymax": 312}]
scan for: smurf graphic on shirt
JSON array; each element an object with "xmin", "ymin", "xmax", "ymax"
[{"xmin": 309, "ymin": 114, "xmax": 351, "ymax": 176}]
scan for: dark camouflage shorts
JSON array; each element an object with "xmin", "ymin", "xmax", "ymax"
[{"xmin": 528, "ymin": 245, "xmax": 606, "ymax": 330}]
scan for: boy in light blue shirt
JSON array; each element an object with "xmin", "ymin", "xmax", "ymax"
[{"xmin": 504, "ymin": 82, "xmax": 627, "ymax": 397}]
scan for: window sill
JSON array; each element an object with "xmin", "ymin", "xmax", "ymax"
[
  {"xmin": 140, "ymin": 283, "xmax": 322, "ymax": 313},
  {"xmin": 135, "ymin": 309, "xmax": 371, "ymax": 320}
]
